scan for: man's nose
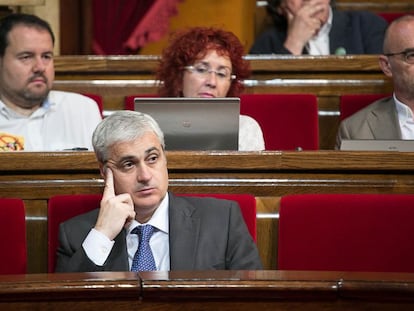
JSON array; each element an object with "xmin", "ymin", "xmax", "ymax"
[
  {"xmin": 32, "ymin": 56, "xmax": 46, "ymax": 72},
  {"xmin": 137, "ymin": 165, "xmax": 152, "ymax": 182}
]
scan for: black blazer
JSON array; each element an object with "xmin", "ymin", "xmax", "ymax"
[{"xmin": 55, "ymin": 193, "xmax": 263, "ymax": 272}]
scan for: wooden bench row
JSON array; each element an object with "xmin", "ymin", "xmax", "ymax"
[
  {"xmin": 2, "ymin": 270, "xmax": 414, "ymax": 310},
  {"xmin": 2, "ymin": 150, "xmax": 414, "ymax": 273},
  {"xmin": 52, "ymin": 55, "xmax": 393, "ymax": 149}
]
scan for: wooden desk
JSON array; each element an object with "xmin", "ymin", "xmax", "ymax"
[
  {"xmin": 1, "ymin": 270, "xmax": 414, "ymax": 310},
  {"xmin": 2, "ymin": 151, "xmax": 414, "ymax": 273},
  {"xmin": 53, "ymin": 55, "xmax": 393, "ymax": 149}
]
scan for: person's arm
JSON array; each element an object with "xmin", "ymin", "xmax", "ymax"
[
  {"xmin": 55, "ymin": 169, "xmax": 135, "ymax": 272},
  {"xmin": 55, "ymin": 222, "xmax": 111, "ymax": 272}
]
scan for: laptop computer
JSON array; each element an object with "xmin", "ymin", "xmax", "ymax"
[
  {"xmin": 340, "ymin": 139, "xmax": 414, "ymax": 151},
  {"xmin": 134, "ymin": 97, "xmax": 240, "ymax": 150}
]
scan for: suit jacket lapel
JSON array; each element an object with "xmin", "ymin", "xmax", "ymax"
[
  {"xmin": 367, "ymin": 98, "xmax": 402, "ymax": 139},
  {"xmin": 168, "ymin": 194, "xmax": 200, "ymax": 270}
]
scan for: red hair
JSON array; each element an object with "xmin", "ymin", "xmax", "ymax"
[{"xmin": 156, "ymin": 27, "xmax": 250, "ymax": 97}]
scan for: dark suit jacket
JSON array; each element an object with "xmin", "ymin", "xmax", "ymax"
[
  {"xmin": 55, "ymin": 193, "xmax": 263, "ymax": 272},
  {"xmin": 336, "ymin": 97, "xmax": 401, "ymax": 149},
  {"xmin": 250, "ymin": 9, "xmax": 387, "ymax": 54}
]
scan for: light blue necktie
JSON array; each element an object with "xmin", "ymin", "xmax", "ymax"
[{"xmin": 131, "ymin": 225, "xmax": 156, "ymax": 271}]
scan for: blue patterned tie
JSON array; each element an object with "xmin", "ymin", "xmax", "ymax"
[{"xmin": 131, "ymin": 225, "xmax": 156, "ymax": 271}]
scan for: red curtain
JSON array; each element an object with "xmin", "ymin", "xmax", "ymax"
[{"xmin": 92, "ymin": 0, "xmax": 183, "ymax": 55}]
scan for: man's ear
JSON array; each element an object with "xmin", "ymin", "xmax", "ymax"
[
  {"xmin": 379, "ymin": 55, "xmax": 393, "ymax": 78},
  {"xmin": 98, "ymin": 162, "xmax": 106, "ymax": 179}
]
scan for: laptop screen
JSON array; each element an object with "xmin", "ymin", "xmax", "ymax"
[
  {"xmin": 134, "ymin": 97, "xmax": 240, "ymax": 150},
  {"xmin": 340, "ymin": 139, "xmax": 414, "ymax": 151}
]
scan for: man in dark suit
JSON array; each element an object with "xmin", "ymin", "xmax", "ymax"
[
  {"xmin": 336, "ymin": 15, "xmax": 414, "ymax": 149},
  {"xmin": 55, "ymin": 110, "xmax": 262, "ymax": 272},
  {"xmin": 250, "ymin": 0, "xmax": 387, "ymax": 55}
]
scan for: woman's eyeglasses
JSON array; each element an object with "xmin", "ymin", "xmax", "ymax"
[{"xmin": 184, "ymin": 64, "xmax": 236, "ymax": 81}]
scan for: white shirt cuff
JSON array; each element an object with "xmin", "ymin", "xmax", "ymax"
[{"xmin": 82, "ymin": 228, "xmax": 115, "ymax": 266}]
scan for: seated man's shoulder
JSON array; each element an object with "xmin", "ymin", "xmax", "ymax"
[
  {"xmin": 343, "ymin": 96, "xmax": 392, "ymax": 124},
  {"xmin": 62, "ymin": 208, "xmax": 99, "ymax": 227},
  {"xmin": 338, "ymin": 9, "xmax": 387, "ymax": 25}
]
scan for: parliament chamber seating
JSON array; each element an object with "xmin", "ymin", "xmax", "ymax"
[
  {"xmin": 0, "ymin": 198, "xmax": 27, "ymax": 274},
  {"xmin": 240, "ymin": 94, "xmax": 319, "ymax": 150},
  {"xmin": 47, "ymin": 193, "xmax": 256, "ymax": 272},
  {"xmin": 47, "ymin": 194, "xmax": 102, "ymax": 272},
  {"xmin": 278, "ymin": 193, "xmax": 414, "ymax": 273},
  {"xmin": 339, "ymin": 93, "xmax": 391, "ymax": 121}
]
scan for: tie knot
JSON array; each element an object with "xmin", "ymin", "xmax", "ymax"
[{"xmin": 132, "ymin": 224, "xmax": 154, "ymax": 243}]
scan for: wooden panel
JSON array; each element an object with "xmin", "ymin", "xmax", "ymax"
[{"xmin": 1, "ymin": 271, "xmax": 414, "ymax": 310}]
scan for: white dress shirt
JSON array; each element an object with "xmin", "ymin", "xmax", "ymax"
[
  {"xmin": 395, "ymin": 95, "xmax": 414, "ymax": 139},
  {"xmin": 0, "ymin": 90, "xmax": 101, "ymax": 151},
  {"xmin": 306, "ymin": 7, "xmax": 333, "ymax": 55},
  {"xmin": 82, "ymin": 193, "xmax": 170, "ymax": 271}
]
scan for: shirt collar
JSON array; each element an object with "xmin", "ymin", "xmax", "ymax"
[
  {"xmin": 127, "ymin": 193, "xmax": 169, "ymax": 235},
  {"xmin": 395, "ymin": 94, "xmax": 414, "ymax": 125},
  {"xmin": 0, "ymin": 96, "xmax": 52, "ymax": 118}
]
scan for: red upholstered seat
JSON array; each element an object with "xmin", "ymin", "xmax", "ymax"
[
  {"xmin": 278, "ymin": 193, "xmax": 414, "ymax": 272},
  {"xmin": 0, "ymin": 198, "xmax": 27, "ymax": 274},
  {"xmin": 47, "ymin": 194, "xmax": 102, "ymax": 272},
  {"xmin": 240, "ymin": 94, "xmax": 319, "ymax": 150},
  {"xmin": 176, "ymin": 193, "xmax": 257, "ymax": 241},
  {"xmin": 125, "ymin": 94, "xmax": 158, "ymax": 110},
  {"xmin": 48, "ymin": 192, "xmax": 256, "ymax": 272},
  {"xmin": 82, "ymin": 93, "xmax": 104, "ymax": 117},
  {"xmin": 378, "ymin": 12, "xmax": 409, "ymax": 24},
  {"xmin": 339, "ymin": 93, "xmax": 390, "ymax": 121}
]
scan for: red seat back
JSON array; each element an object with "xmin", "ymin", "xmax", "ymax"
[
  {"xmin": 339, "ymin": 94, "xmax": 390, "ymax": 121},
  {"xmin": 378, "ymin": 12, "xmax": 409, "ymax": 24},
  {"xmin": 47, "ymin": 194, "xmax": 102, "ymax": 272},
  {"xmin": 0, "ymin": 198, "xmax": 27, "ymax": 274},
  {"xmin": 177, "ymin": 193, "xmax": 257, "ymax": 241},
  {"xmin": 83, "ymin": 93, "xmax": 104, "ymax": 117},
  {"xmin": 240, "ymin": 94, "xmax": 319, "ymax": 150},
  {"xmin": 278, "ymin": 193, "xmax": 414, "ymax": 272},
  {"xmin": 125, "ymin": 94, "xmax": 158, "ymax": 110}
]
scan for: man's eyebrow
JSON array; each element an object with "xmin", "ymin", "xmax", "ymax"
[{"xmin": 145, "ymin": 146, "xmax": 161, "ymax": 155}]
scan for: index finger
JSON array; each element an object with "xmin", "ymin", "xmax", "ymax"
[{"xmin": 102, "ymin": 167, "xmax": 115, "ymax": 199}]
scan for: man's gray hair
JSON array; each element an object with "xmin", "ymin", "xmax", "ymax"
[{"xmin": 92, "ymin": 110, "xmax": 165, "ymax": 163}]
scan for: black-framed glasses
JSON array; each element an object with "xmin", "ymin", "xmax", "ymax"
[
  {"xmin": 384, "ymin": 49, "xmax": 414, "ymax": 64},
  {"xmin": 184, "ymin": 64, "xmax": 236, "ymax": 81}
]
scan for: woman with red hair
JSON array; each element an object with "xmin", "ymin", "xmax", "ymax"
[{"xmin": 156, "ymin": 27, "xmax": 265, "ymax": 151}]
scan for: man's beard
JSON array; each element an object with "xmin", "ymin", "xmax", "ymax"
[{"xmin": 18, "ymin": 87, "xmax": 50, "ymax": 109}]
